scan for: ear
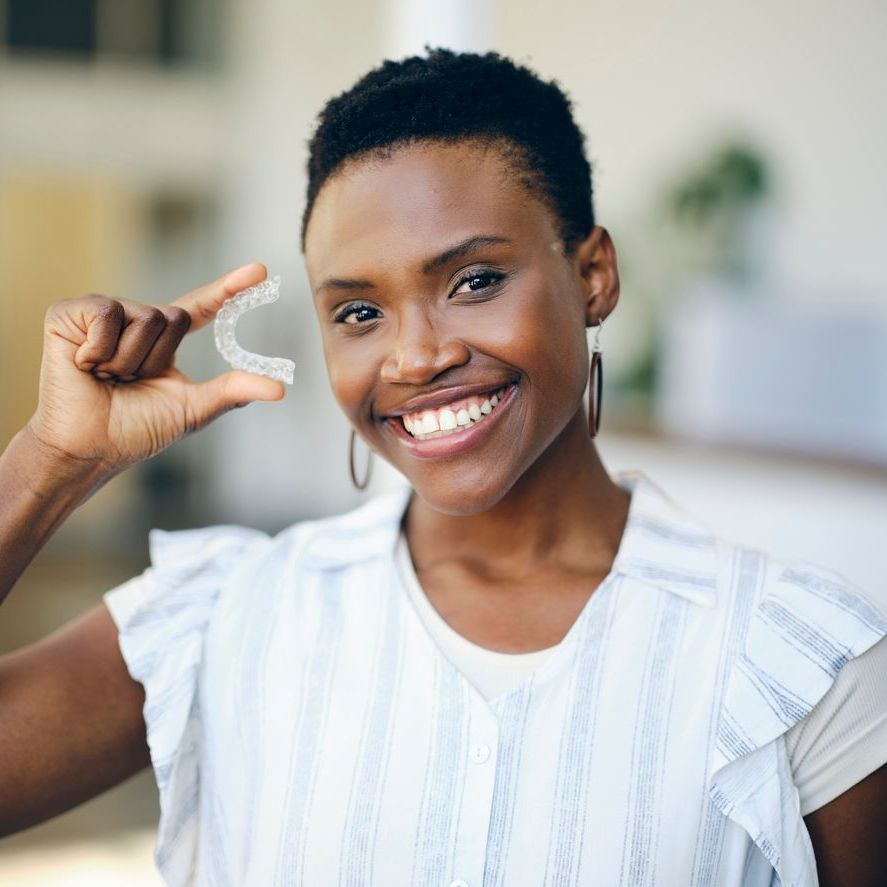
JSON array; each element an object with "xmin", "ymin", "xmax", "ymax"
[{"xmin": 573, "ymin": 226, "xmax": 620, "ymax": 328}]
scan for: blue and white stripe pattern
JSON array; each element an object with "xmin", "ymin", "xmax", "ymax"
[{"xmin": 102, "ymin": 469, "xmax": 887, "ymax": 886}]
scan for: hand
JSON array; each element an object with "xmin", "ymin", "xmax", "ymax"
[{"xmin": 26, "ymin": 263, "xmax": 286, "ymax": 477}]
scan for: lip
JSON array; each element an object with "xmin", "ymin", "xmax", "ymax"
[
  {"xmin": 381, "ymin": 378, "xmax": 519, "ymax": 419},
  {"xmin": 386, "ymin": 381, "xmax": 518, "ymax": 460}
]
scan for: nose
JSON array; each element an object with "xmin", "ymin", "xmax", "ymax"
[{"xmin": 379, "ymin": 306, "xmax": 469, "ymax": 385}]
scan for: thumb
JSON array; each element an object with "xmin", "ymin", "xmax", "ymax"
[{"xmin": 186, "ymin": 370, "xmax": 286, "ymax": 427}]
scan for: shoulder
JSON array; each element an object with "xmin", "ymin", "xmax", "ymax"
[
  {"xmin": 143, "ymin": 484, "xmax": 414, "ymax": 585},
  {"xmin": 712, "ymin": 533, "xmax": 887, "ymax": 680},
  {"xmin": 697, "ymin": 533, "xmax": 886, "ymax": 883},
  {"xmin": 651, "ymin": 478, "xmax": 887, "ymax": 656},
  {"xmin": 270, "ymin": 484, "xmax": 413, "ymax": 572},
  {"xmin": 701, "ymin": 523, "xmax": 886, "ymax": 723},
  {"xmin": 624, "ymin": 470, "xmax": 886, "ymax": 750},
  {"xmin": 709, "ymin": 530, "xmax": 886, "ymax": 764},
  {"xmin": 103, "ymin": 522, "xmax": 273, "ymax": 635}
]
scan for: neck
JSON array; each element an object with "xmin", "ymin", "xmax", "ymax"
[{"xmin": 403, "ymin": 409, "xmax": 631, "ymax": 580}]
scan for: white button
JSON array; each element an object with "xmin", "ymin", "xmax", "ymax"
[
  {"xmin": 469, "ymin": 742, "xmax": 490, "ymax": 763},
  {"xmin": 450, "ymin": 880, "xmax": 470, "ymax": 887}
]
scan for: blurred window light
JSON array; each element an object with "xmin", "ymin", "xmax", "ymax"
[
  {"xmin": 2, "ymin": 0, "xmax": 219, "ymax": 66},
  {"xmin": 7, "ymin": 0, "xmax": 97, "ymax": 54}
]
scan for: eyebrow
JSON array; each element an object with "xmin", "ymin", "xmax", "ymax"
[{"xmin": 315, "ymin": 234, "xmax": 512, "ymax": 296}]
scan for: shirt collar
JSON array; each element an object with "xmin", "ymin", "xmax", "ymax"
[
  {"xmin": 608, "ymin": 469, "xmax": 720, "ymax": 607},
  {"xmin": 300, "ymin": 469, "xmax": 719, "ymax": 608}
]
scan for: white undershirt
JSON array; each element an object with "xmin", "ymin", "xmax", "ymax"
[
  {"xmin": 393, "ymin": 528, "xmax": 887, "ymax": 816},
  {"xmin": 394, "ymin": 529, "xmax": 560, "ymax": 700}
]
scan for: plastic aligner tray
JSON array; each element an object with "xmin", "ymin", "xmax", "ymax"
[{"xmin": 213, "ymin": 274, "xmax": 295, "ymax": 385}]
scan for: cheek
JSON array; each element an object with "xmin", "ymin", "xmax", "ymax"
[
  {"xmin": 478, "ymin": 280, "xmax": 587, "ymax": 387},
  {"xmin": 324, "ymin": 343, "xmax": 375, "ymax": 418},
  {"xmin": 529, "ymin": 327, "xmax": 588, "ymax": 415}
]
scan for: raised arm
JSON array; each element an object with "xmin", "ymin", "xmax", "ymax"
[{"xmin": 0, "ymin": 263, "xmax": 285, "ymax": 836}]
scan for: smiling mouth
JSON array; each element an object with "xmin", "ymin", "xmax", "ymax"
[{"xmin": 394, "ymin": 382, "xmax": 518, "ymax": 440}]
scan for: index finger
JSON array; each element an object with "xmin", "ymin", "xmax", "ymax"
[{"xmin": 169, "ymin": 262, "xmax": 268, "ymax": 334}]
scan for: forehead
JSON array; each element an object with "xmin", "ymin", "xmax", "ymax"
[{"xmin": 304, "ymin": 141, "xmax": 555, "ymax": 281}]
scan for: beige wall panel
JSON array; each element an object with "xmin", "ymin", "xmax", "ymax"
[{"xmin": 0, "ymin": 172, "xmax": 143, "ymax": 446}]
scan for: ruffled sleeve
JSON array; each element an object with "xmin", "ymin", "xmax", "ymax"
[
  {"xmin": 103, "ymin": 524, "xmax": 272, "ymax": 886},
  {"xmin": 709, "ymin": 557, "xmax": 887, "ymax": 886}
]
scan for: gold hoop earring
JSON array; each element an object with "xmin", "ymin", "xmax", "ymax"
[{"xmin": 348, "ymin": 428, "xmax": 374, "ymax": 490}]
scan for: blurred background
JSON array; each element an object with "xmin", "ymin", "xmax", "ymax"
[{"xmin": 1, "ymin": 0, "xmax": 885, "ymax": 881}]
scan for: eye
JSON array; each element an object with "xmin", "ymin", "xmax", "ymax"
[
  {"xmin": 334, "ymin": 303, "xmax": 381, "ymax": 325},
  {"xmin": 451, "ymin": 269, "xmax": 506, "ymax": 296}
]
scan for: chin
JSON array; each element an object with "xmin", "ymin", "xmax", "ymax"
[{"xmin": 407, "ymin": 466, "xmax": 518, "ymax": 516}]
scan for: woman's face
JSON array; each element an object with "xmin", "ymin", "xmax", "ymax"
[{"xmin": 304, "ymin": 139, "xmax": 619, "ymax": 515}]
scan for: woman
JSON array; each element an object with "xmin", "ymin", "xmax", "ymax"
[{"xmin": 0, "ymin": 48, "xmax": 884, "ymax": 886}]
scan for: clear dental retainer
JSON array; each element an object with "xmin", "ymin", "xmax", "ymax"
[{"xmin": 213, "ymin": 274, "xmax": 295, "ymax": 385}]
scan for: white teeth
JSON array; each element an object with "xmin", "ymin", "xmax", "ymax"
[
  {"xmin": 400, "ymin": 383, "xmax": 515, "ymax": 440},
  {"xmin": 439, "ymin": 408, "xmax": 457, "ymax": 431}
]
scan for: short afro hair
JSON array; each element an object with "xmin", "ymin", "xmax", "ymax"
[{"xmin": 300, "ymin": 46, "xmax": 595, "ymax": 256}]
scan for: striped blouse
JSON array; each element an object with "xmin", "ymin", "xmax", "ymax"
[
  {"xmin": 102, "ymin": 468, "xmax": 887, "ymax": 886},
  {"xmin": 392, "ymin": 520, "xmax": 887, "ymax": 820}
]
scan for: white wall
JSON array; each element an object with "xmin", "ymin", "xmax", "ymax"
[{"xmin": 495, "ymin": 0, "xmax": 887, "ymax": 307}]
